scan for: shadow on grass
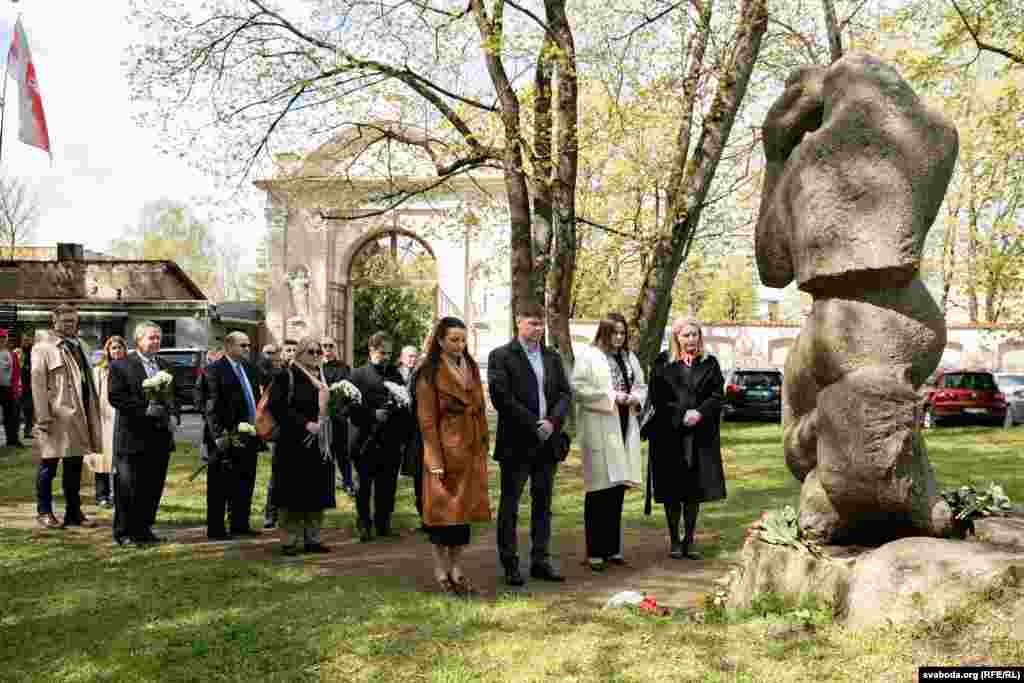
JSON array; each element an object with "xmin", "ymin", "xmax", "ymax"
[{"xmin": 0, "ymin": 528, "xmax": 516, "ymax": 683}]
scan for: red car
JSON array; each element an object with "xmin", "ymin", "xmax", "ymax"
[{"xmin": 922, "ymin": 370, "xmax": 1008, "ymax": 428}]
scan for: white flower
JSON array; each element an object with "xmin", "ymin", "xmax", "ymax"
[
  {"xmin": 330, "ymin": 380, "xmax": 362, "ymax": 404},
  {"xmin": 383, "ymin": 381, "xmax": 411, "ymax": 408},
  {"xmin": 237, "ymin": 422, "xmax": 256, "ymax": 435},
  {"xmin": 142, "ymin": 370, "xmax": 174, "ymax": 390}
]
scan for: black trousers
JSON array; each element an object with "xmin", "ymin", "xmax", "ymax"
[
  {"xmin": 355, "ymin": 453, "xmax": 402, "ymax": 532},
  {"xmin": 497, "ymin": 458, "xmax": 558, "ymax": 569},
  {"xmin": 332, "ymin": 421, "xmax": 354, "ymax": 488},
  {"xmin": 0, "ymin": 386, "xmax": 19, "ymax": 445},
  {"xmin": 36, "ymin": 456, "xmax": 84, "ymax": 516},
  {"xmin": 207, "ymin": 449, "xmax": 258, "ymax": 535},
  {"xmin": 95, "ymin": 473, "xmax": 112, "ymax": 502},
  {"xmin": 584, "ymin": 485, "xmax": 626, "ymax": 560},
  {"xmin": 113, "ymin": 449, "xmax": 171, "ymax": 541},
  {"xmin": 19, "ymin": 389, "xmax": 33, "ymax": 435},
  {"xmin": 264, "ymin": 444, "xmax": 279, "ymax": 524}
]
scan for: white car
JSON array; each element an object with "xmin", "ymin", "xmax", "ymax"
[{"xmin": 995, "ymin": 373, "xmax": 1024, "ymax": 426}]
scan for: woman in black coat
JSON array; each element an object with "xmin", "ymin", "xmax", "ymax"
[
  {"xmin": 267, "ymin": 336, "xmax": 335, "ymax": 555},
  {"xmin": 645, "ymin": 318, "xmax": 726, "ymax": 559}
]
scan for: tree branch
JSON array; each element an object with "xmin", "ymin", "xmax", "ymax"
[{"xmin": 949, "ymin": 0, "xmax": 1024, "ymax": 65}]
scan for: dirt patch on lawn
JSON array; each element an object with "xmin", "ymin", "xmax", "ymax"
[{"xmin": 1, "ymin": 501, "xmax": 729, "ymax": 610}]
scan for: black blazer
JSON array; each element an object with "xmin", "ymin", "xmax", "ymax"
[
  {"xmin": 349, "ymin": 362, "xmax": 413, "ymax": 456},
  {"xmin": 109, "ymin": 353, "xmax": 176, "ymax": 456},
  {"xmin": 204, "ymin": 357, "xmax": 264, "ymax": 451},
  {"xmin": 487, "ymin": 339, "xmax": 572, "ymax": 462}
]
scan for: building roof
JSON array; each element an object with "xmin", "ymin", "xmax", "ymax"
[
  {"xmin": 0, "ymin": 260, "xmax": 207, "ymax": 302},
  {"xmin": 213, "ymin": 301, "xmax": 265, "ymax": 321}
]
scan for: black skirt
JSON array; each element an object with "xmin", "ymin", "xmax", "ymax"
[{"xmin": 426, "ymin": 523, "xmax": 471, "ymax": 547}]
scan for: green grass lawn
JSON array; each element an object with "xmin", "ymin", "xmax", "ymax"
[{"xmin": 1, "ymin": 423, "xmax": 1022, "ymax": 682}]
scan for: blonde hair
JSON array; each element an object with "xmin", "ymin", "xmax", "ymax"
[
  {"xmin": 669, "ymin": 317, "xmax": 704, "ymax": 361},
  {"xmin": 294, "ymin": 336, "xmax": 322, "ymax": 366},
  {"xmin": 99, "ymin": 336, "xmax": 127, "ymax": 369}
]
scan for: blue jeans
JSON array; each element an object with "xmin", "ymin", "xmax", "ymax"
[{"xmin": 37, "ymin": 456, "xmax": 84, "ymax": 517}]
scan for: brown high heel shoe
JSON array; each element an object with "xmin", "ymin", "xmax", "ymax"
[
  {"xmin": 437, "ymin": 575, "xmax": 458, "ymax": 595},
  {"xmin": 451, "ymin": 574, "xmax": 479, "ymax": 598}
]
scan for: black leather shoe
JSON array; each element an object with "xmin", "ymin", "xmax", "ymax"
[
  {"xmin": 232, "ymin": 529, "xmax": 261, "ymax": 537},
  {"xmin": 37, "ymin": 513, "xmax": 62, "ymax": 529},
  {"xmin": 208, "ymin": 532, "xmax": 234, "ymax": 541},
  {"xmin": 140, "ymin": 529, "xmax": 163, "ymax": 544},
  {"xmin": 504, "ymin": 565, "xmax": 526, "ymax": 587},
  {"xmin": 63, "ymin": 512, "xmax": 95, "ymax": 528},
  {"xmin": 530, "ymin": 563, "xmax": 565, "ymax": 582},
  {"xmin": 263, "ymin": 519, "xmax": 276, "ymax": 529},
  {"xmin": 304, "ymin": 542, "xmax": 331, "ymax": 553},
  {"xmin": 114, "ymin": 535, "xmax": 138, "ymax": 547}
]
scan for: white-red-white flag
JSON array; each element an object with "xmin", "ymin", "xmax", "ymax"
[{"xmin": 6, "ymin": 19, "xmax": 51, "ymax": 158}]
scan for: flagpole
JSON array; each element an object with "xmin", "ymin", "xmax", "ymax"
[
  {"xmin": 0, "ymin": 2, "xmax": 20, "ymax": 166},
  {"xmin": 0, "ymin": 47, "xmax": 8, "ymax": 166}
]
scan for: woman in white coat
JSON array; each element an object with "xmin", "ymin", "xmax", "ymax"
[
  {"xmin": 572, "ymin": 313, "xmax": 646, "ymax": 571},
  {"xmin": 87, "ymin": 336, "xmax": 127, "ymax": 507}
]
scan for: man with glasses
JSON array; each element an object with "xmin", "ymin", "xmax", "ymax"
[
  {"xmin": 282, "ymin": 339, "xmax": 298, "ymax": 366},
  {"xmin": 203, "ymin": 332, "xmax": 265, "ymax": 539},
  {"xmin": 31, "ymin": 305, "xmax": 103, "ymax": 529},
  {"xmin": 349, "ymin": 332, "xmax": 412, "ymax": 541},
  {"xmin": 321, "ymin": 337, "xmax": 355, "ymax": 496}
]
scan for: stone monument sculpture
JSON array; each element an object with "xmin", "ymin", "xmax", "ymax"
[{"xmin": 755, "ymin": 52, "xmax": 959, "ymax": 543}]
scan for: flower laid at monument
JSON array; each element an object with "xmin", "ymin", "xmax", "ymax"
[
  {"xmin": 941, "ymin": 482, "xmax": 1013, "ymax": 532},
  {"xmin": 327, "ymin": 380, "xmax": 362, "ymax": 418}
]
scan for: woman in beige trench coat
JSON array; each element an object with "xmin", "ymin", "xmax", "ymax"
[
  {"xmin": 572, "ymin": 313, "xmax": 646, "ymax": 572},
  {"xmin": 415, "ymin": 317, "xmax": 491, "ymax": 597},
  {"xmin": 86, "ymin": 336, "xmax": 127, "ymax": 507}
]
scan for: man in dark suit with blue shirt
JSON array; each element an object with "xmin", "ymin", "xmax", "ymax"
[
  {"xmin": 108, "ymin": 321, "xmax": 177, "ymax": 547},
  {"xmin": 204, "ymin": 331, "xmax": 265, "ymax": 539},
  {"xmin": 488, "ymin": 304, "xmax": 573, "ymax": 586}
]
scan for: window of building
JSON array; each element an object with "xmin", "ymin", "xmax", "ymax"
[{"xmin": 155, "ymin": 320, "xmax": 176, "ymax": 348}]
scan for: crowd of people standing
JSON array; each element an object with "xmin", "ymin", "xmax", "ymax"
[{"xmin": 7, "ymin": 301, "xmax": 729, "ymax": 596}]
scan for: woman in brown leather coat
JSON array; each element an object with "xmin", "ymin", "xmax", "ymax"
[{"xmin": 415, "ymin": 317, "xmax": 491, "ymax": 596}]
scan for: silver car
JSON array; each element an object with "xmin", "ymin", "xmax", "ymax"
[{"xmin": 995, "ymin": 373, "xmax": 1024, "ymax": 426}]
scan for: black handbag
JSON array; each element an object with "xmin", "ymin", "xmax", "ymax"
[{"xmin": 555, "ymin": 431, "xmax": 572, "ymax": 462}]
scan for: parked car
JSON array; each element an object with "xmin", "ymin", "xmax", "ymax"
[
  {"xmin": 922, "ymin": 370, "xmax": 1007, "ymax": 428},
  {"xmin": 723, "ymin": 369, "xmax": 783, "ymax": 421},
  {"xmin": 994, "ymin": 373, "xmax": 1024, "ymax": 426},
  {"xmin": 154, "ymin": 347, "xmax": 207, "ymax": 412}
]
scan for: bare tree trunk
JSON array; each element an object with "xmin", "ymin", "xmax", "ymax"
[
  {"xmin": 821, "ymin": 0, "xmax": 843, "ymax": 63},
  {"xmin": 470, "ymin": 0, "xmax": 538, "ymax": 333},
  {"xmin": 533, "ymin": 34, "xmax": 555, "ymax": 307},
  {"xmin": 630, "ymin": 0, "xmax": 768, "ymax": 370},
  {"xmin": 544, "ymin": 0, "xmax": 578, "ymax": 368}
]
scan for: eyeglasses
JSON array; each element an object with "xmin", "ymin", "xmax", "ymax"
[
  {"xmin": 307, "ymin": 349, "xmax": 323, "ymax": 356},
  {"xmin": 240, "ymin": 343, "xmax": 251, "ymax": 348},
  {"xmin": 322, "ymin": 344, "xmax": 335, "ymax": 349}
]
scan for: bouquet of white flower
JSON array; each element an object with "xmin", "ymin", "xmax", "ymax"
[
  {"xmin": 382, "ymin": 381, "xmax": 411, "ymax": 410},
  {"xmin": 142, "ymin": 370, "xmax": 174, "ymax": 419},
  {"xmin": 142, "ymin": 370, "xmax": 174, "ymax": 401},
  {"xmin": 218, "ymin": 421, "xmax": 256, "ymax": 450},
  {"xmin": 327, "ymin": 380, "xmax": 362, "ymax": 418}
]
